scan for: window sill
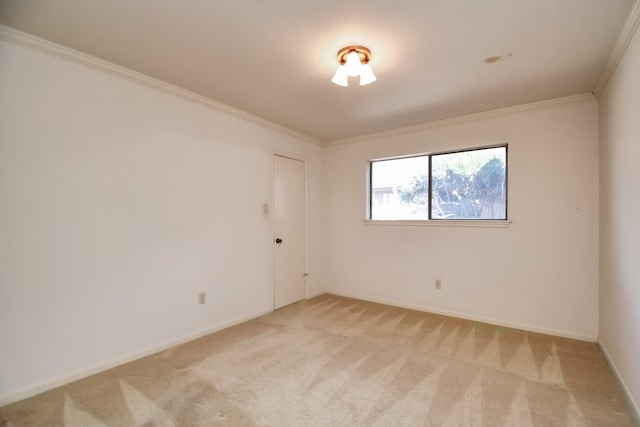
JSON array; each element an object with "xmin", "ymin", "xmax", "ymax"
[{"xmin": 363, "ymin": 219, "xmax": 511, "ymax": 228}]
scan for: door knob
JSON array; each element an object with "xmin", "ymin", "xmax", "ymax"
[{"xmin": 275, "ymin": 238, "xmax": 283, "ymax": 244}]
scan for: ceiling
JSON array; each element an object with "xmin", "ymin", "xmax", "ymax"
[{"xmin": 0, "ymin": 0, "xmax": 635, "ymax": 142}]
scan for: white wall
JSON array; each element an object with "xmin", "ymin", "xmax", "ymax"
[
  {"xmin": 0, "ymin": 35, "xmax": 324, "ymax": 402},
  {"xmin": 324, "ymin": 97, "xmax": 599, "ymax": 340},
  {"xmin": 598, "ymin": 24, "xmax": 640, "ymax": 416}
]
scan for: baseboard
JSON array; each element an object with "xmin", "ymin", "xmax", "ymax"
[
  {"xmin": 306, "ymin": 289, "xmax": 327, "ymax": 299},
  {"xmin": 0, "ymin": 306, "xmax": 273, "ymax": 407},
  {"xmin": 597, "ymin": 339, "xmax": 640, "ymax": 423},
  {"xmin": 324, "ymin": 290, "xmax": 597, "ymax": 342}
]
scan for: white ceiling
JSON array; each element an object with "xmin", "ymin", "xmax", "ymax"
[{"xmin": 0, "ymin": 0, "xmax": 635, "ymax": 142}]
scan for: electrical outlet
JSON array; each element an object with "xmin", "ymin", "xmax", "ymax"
[
  {"xmin": 198, "ymin": 292, "xmax": 206, "ymax": 305},
  {"xmin": 435, "ymin": 280, "xmax": 442, "ymax": 290}
]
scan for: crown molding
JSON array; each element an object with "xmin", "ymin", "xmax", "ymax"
[
  {"xmin": 0, "ymin": 25, "xmax": 322, "ymax": 146},
  {"xmin": 0, "ymin": 21, "xmax": 612, "ymax": 148},
  {"xmin": 593, "ymin": 0, "xmax": 640, "ymax": 97},
  {"xmin": 326, "ymin": 93, "xmax": 595, "ymax": 147}
]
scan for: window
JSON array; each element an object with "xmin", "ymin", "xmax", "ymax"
[{"xmin": 369, "ymin": 145, "xmax": 507, "ymax": 221}]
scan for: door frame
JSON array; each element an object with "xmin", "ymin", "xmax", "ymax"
[{"xmin": 271, "ymin": 152, "xmax": 309, "ymax": 311}]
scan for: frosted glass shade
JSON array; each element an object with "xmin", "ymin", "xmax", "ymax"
[
  {"xmin": 331, "ymin": 65, "xmax": 349, "ymax": 86},
  {"xmin": 359, "ymin": 64, "xmax": 377, "ymax": 86}
]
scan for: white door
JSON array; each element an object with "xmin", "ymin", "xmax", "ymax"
[{"xmin": 273, "ymin": 155, "xmax": 306, "ymax": 309}]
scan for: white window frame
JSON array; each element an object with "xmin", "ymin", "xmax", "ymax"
[{"xmin": 365, "ymin": 144, "xmax": 510, "ymax": 227}]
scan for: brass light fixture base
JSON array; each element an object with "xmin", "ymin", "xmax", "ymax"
[{"xmin": 337, "ymin": 46, "xmax": 372, "ymax": 65}]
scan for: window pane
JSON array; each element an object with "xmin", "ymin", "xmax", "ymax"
[
  {"xmin": 371, "ymin": 156, "xmax": 428, "ymax": 220},
  {"xmin": 431, "ymin": 147, "xmax": 506, "ymax": 219}
]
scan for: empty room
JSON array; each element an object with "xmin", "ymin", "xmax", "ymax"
[{"xmin": 1, "ymin": 0, "xmax": 639, "ymax": 425}]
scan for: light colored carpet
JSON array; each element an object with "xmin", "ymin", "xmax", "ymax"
[{"xmin": 1, "ymin": 294, "xmax": 637, "ymax": 426}]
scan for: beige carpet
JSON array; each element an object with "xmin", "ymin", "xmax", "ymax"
[{"xmin": 1, "ymin": 294, "xmax": 637, "ymax": 426}]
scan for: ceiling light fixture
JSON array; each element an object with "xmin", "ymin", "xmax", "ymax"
[{"xmin": 331, "ymin": 46, "xmax": 376, "ymax": 87}]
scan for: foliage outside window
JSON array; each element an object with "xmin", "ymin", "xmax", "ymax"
[{"xmin": 370, "ymin": 146, "xmax": 507, "ymax": 220}]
